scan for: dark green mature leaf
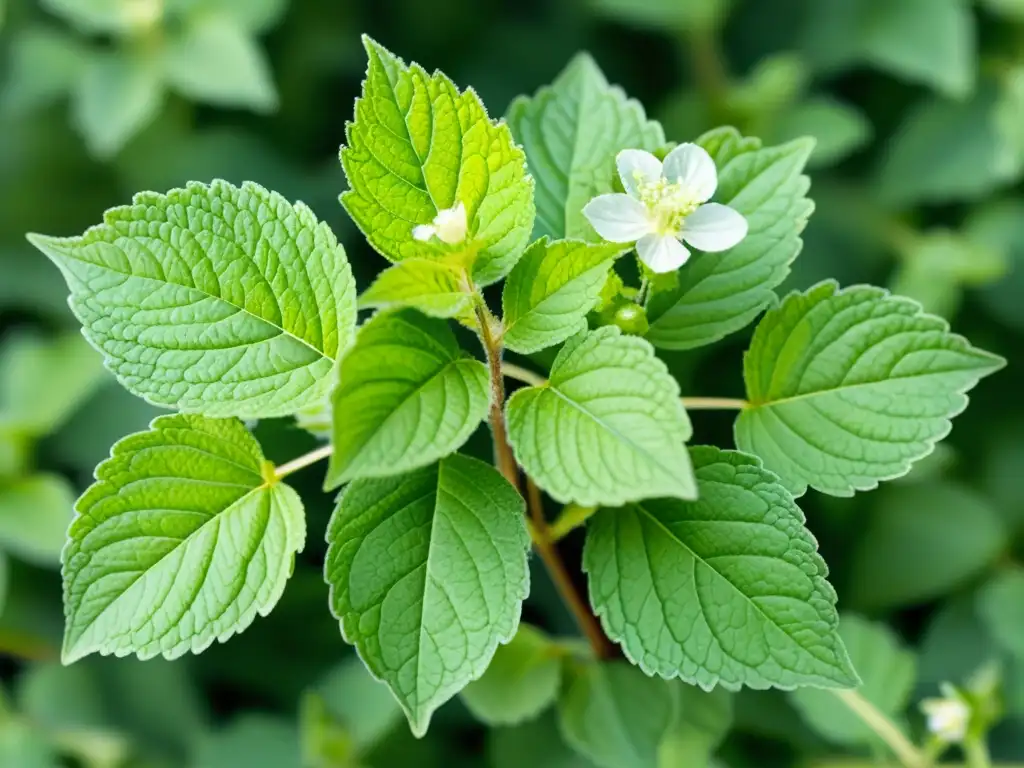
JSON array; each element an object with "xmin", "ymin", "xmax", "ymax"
[
  {"xmin": 462, "ymin": 623, "xmax": 562, "ymax": 725},
  {"xmin": 849, "ymin": 483, "xmax": 1007, "ymax": 610},
  {"xmin": 324, "ymin": 311, "xmax": 489, "ymax": 487},
  {"xmin": 341, "ymin": 36, "xmax": 535, "ymax": 286},
  {"xmin": 62, "ymin": 414, "xmax": 305, "ymax": 663},
  {"xmin": 506, "ymin": 327, "xmax": 695, "ymax": 506},
  {"xmin": 585, "ymin": 447, "xmax": 856, "ymax": 690},
  {"xmin": 645, "ymin": 129, "xmax": 814, "ymax": 350},
  {"xmin": 324, "ymin": 454, "xmax": 530, "ymax": 736},
  {"xmin": 790, "ymin": 616, "xmax": 916, "ymax": 746},
  {"xmin": 506, "ymin": 53, "xmax": 664, "ymax": 241},
  {"xmin": 29, "ymin": 180, "xmax": 356, "ymax": 419},
  {"xmin": 736, "ymin": 281, "xmax": 1005, "ymax": 497},
  {"xmin": 502, "ymin": 238, "xmax": 627, "ymax": 354},
  {"xmin": 557, "ymin": 660, "xmax": 677, "ymax": 768}
]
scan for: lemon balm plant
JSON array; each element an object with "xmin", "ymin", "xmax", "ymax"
[{"xmin": 26, "ymin": 36, "xmax": 1004, "ymax": 765}]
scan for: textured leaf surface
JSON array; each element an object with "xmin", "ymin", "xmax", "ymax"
[
  {"xmin": 790, "ymin": 615, "xmax": 916, "ymax": 745},
  {"xmin": 29, "ymin": 180, "xmax": 356, "ymax": 419},
  {"xmin": 557, "ymin": 661, "xmax": 676, "ymax": 768},
  {"xmin": 341, "ymin": 36, "xmax": 534, "ymax": 286},
  {"xmin": 0, "ymin": 474, "xmax": 75, "ymax": 567},
  {"xmin": 645, "ymin": 128, "xmax": 814, "ymax": 350},
  {"xmin": 62, "ymin": 414, "xmax": 306, "ymax": 663},
  {"xmin": 506, "ymin": 327, "xmax": 695, "ymax": 506},
  {"xmin": 359, "ymin": 257, "xmax": 474, "ymax": 319},
  {"xmin": 736, "ymin": 281, "xmax": 1005, "ymax": 496},
  {"xmin": 324, "ymin": 454, "xmax": 530, "ymax": 736},
  {"xmin": 584, "ymin": 447, "xmax": 856, "ymax": 690},
  {"xmin": 502, "ymin": 238, "xmax": 626, "ymax": 354},
  {"xmin": 461, "ymin": 623, "xmax": 562, "ymax": 726},
  {"xmin": 506, "ymin": 53, "xmax": 664, "ymax": 241},
  {"xmin": 325, "ymin": 311, "xmax": 489, "ymax": 487}
]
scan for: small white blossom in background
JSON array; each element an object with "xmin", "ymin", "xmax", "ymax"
[
  {"xmin": 413, "ymin": 202, "xmax": 468, "ymax": 245},
  {"xmin": 921, "ymin": 686, "xmax": 971, "ymax": 743},
  {"xmin": 582, "ymin": 144, "xmax": 748, "ymax": 273}
]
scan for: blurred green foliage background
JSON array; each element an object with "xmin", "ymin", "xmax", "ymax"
[{"xmin": 1, "ymin": 0, "xmax": 1023, "ymax": 766}]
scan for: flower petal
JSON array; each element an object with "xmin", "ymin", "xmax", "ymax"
[
  {"xmin": 680, "ymin": 203, "xmax": 748, "ymax": 252},
  {"xmin": 583, "ymin": 194, "xmax": 653, "ymax": 242},
  {"xmin": 616, "ymin": 149, "xmax": 663, "ymax": 198},
  {"xmin": 412, "ymin": 224, "xmax": 436, "ymax": 242},
  {"xmin": 636, "ymin": 233, "xmax": 690, "ymax": 273},
  {"xmin": 662, "ymin": 143, "xmax": 717, "ymax": 201}
]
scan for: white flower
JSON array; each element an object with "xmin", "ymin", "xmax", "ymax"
[
  {"xmin": 921, "ymin": 691, "xmax": 971, "ymax": 743},
  {"xmin": 582, "ymin": 144, "xmax": 748, "ymax": 273},
  {"xmin": 412, "ymin": 202, "xmax": 468, "ymax": 245}
]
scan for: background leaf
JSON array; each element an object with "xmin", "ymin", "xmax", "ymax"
[
  {"xmin": 0, "ymin": 474, "xmax": 75, "ymax": 567},
  {"xmin": 359, "ymin": 258, "xmax": 475, "ymax": 319}
]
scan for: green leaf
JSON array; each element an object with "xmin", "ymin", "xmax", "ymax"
[
  {"xmin": 0, "ymin": 474, "xmax": 75, "ymax": 567},
  {"xmin": 163, "ymin": 13, "xmax": 277, "ymax": 112},
  {"xmin": 72, "ymin": 51, "xmax": 163, "ymax": 158},
  {"xmin": 341, "ymin": 36, "xmax": 535, "ymax": 286},
  {"xmin": 645, "ymin": 129, "xmax": 814, "ymax": 350},
  {"xmin": 506, "ymin": 54, "xmax": 664, "ymax": 241},
  {"xmin": 315, "ymin": 657, "xmax": 402, "ymax": 751},
  {"xmin": 324, "ymin": 454, "xmax": 530, "ymax": 736},
  {"xmin": 359, "ymin": 257, "xmax": 474, "ymax": 320},
  {"xmin": 771, "ymin": 97, "xmax": 871, "ymax": 168},
  {"xmin": 967, "ymin": 199, "xmax": 1024, "ymax": 333},
  {"xmin": 324, "ymin": 311, "xmax": 489, "ymax": 487},
  {"xmin": 41, "ymin": 0, "xmax": 162, "ymax": 34},
  {"xmin": 803, "ymin": 0, "xmax": 975, "ymax": 97},
  {"xmin": 848, "ymin": 483, "xmax": 1007, "ymax": 610},
  {"xmin": 790, "ymin": 615, "xmax": 916, "ymax": 746},
  {"xmin": 557, "ymin": 660, "xmax": 677, "ymax": 768},
  {"xmin": 28, "ymin": 179, "xmax": 357, "ymax": 419},
  {"xmin": 584, "ymin": 446, "xmax": 856, "ymax": 690},
  {"xmin": 0, "ymin": 27, "xmax": 88, "ymax": 116},
  {"xmin": 735, "ymin": 281, "xmax": 1005, "ymax": 497},
  {"xmin": 588, "ymin": 0, "xmax": 728, "ymax": 31},
  {"xmin": 490, "ymin": 713, "xmax": 599, "ymax": 768},
  {"xmin": 506, "ymin": 326, "xmax": 695, "ymax": 506},
  {"xmin": 983, "ymin": 0, "xmax": 1024, "ymax": 20},
  {"xmin": 0, "ymin": 720, "xmax": 58, "ymax": 768},
  {"xmin": 462, "ymin": 623, "xmax": 562, "ymax": 726},
  {"xmin": 196, "ymin": 715, "xmax": 302, "ymax": 768},
  {"xmin": 62, "ymin": 414, "xmax": 306, "ymax": 663},
  {"xmin": 658, "ymin": 686, "xmax": 733, "ymax": 768},
  {"xmin": 190, "ymin": 0, "xmax": 288, "ymax": 31},
  {"xmin": 978, "ymin": 570, "xmax": 1024, "ymax": 660},
  {"xmin": 0, "ymin": 333, "xmax": 106, "ymax": 436},
  {"xmin": 502, "ymin": 239, "xmax": 627, "ymax": 354}
]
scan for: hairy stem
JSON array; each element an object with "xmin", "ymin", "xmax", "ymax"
[
  {"xmin": 527, "ymin": 479, "xmax": 616, "ymax": 660},
  {"xmin": 273, "ymin": 444, "xmax": 334, "ymax": 480},
  {"xmin": 682, "ymin": 396, "xmax": 748, "ymax": 410},
  {"xmin": 832, "ymin": 689, "xmax": 927, "ymax": 768},
  {"xmin": 476, "ymin": 305, "xmax": 521, "ymax": 490}
]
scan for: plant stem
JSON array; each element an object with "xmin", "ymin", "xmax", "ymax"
[
  {"xmin": 273, "ymin": 444, "xmax": 334, "ymax": 480},
  {"xmin": 501, "ymin": 362, "xmax": 547, "ymax": 388},
  {"xmin": 681, "ymin": 396, "xmax": 748, "ymax": 410},
  {"xmin": 526, "ymin": 478, "xmax": 616, "ymax": 660},
  {"xmin": 549, "ymin": 504, "xmax": 599, "ymax": 542},
  {"xmin": 476, "ymin": 305, "xmax": 521, "ymax": 490},
  {"xmin": 966, "ymin": 739, "xmax": 993, "ymax": 768},
  {"xmin": 832, "ymin": 689, "xmax": 928, "ymax": 768}
]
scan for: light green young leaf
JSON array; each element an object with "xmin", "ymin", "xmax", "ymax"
[
  {"xmin": 163, "ymin": 14, "xmax": 278, "ymax": 112},
  {"xmin": 658, "ymin": 686, "xmax": 733, "ymax": 768},
  {"xmin": 645, "ymin": 129, "xmax": 814, "ymax": 350},
  {"xmin": 28, "ymin": 179, "xmax": 357, "ymax": 419},
  {"xmin": 506, "ymin": 54, "xmax": 664, "ymax": 241},
  {"xmin": 72, "ymin": 51, "xmax": 163, "ymax": 158},
  {"xmin": 736, "ymin": 281, "xmax": 1005, "ymax": 497},
  {"xmin": 502, "ymin": 238, "xmax": 627, "ymax": 354},
  {"xmin": 341, "ymin": 36, "xmax": 534, "ymax": 286},
  {"xmin": 976, "ymin": 571, "xmax": 1024, "ymax": 660},
  {"xmin": 771, "ymin": 97, "xmax": 871, "ymax": 168},
  {"xmin": 324, "ymin": 311, "xmax": 489, "ymax": 488},
  {"xmin": 359, "ymin": 257, "xmax": 474, "ymax": 319},
  {"xmin": 0, "ymin": 27, "xmax": 88, "ymax": 116},
  {"xmin": 0, "ymin": 428, "xmax": 30, "ymax": 480},
  {"xmin": 790, "ymin": 615, "xmax": 916, "ymax": 746},
  {"xmin": 584, "ymin": 447, "xmax": 856, "ymax": 690},
  {"xmin": 324, "ymin": 454, "xmax": 530, "ymax": 737},
  {"xmin": 62, "ymin": 414, "xmax": 306, "ymax": 663},
  {"xmin": 506, "ymin": 326, "xmax": 695, "ymax": 506},
  {"xmin": 849, "ymin": 483, "xmax": 1006, "ymax": 610},
  {"xmin": 0, "ymin": 474, "xmax": 75, "ymax": 567},
  {"xmin": 0, "ymin": 333, "xmax": 106, "ymax": 436},
  {"xmin": 558, "ymin": 660, "xmax": 677, "ymax": 768},
  {"xmin": 461, "ymin": 623, "xmax": 562, "ymax": 726},
  {"xmin": 803, "ymin": 0, "xmax": 975, "ymax": 98}
]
